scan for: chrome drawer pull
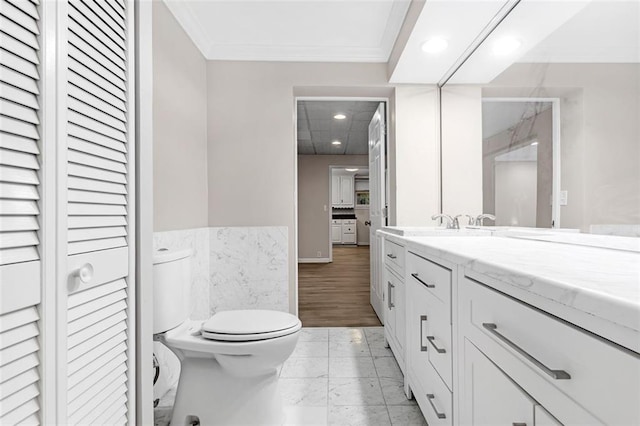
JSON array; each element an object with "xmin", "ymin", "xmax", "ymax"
[
  {"xmin": 482, "ymin": 323, "xmax": 571, "ymax": 380},
  {"xmin": 426, "ymin": 394, "xmax": 446, "ymax": 419},
  {"xmin": 512, "ymin": 423, "xmax": 527, "ymax": 426},
  {"xmin": 411, "ymin": 273, "xmax": 435, "ymax": 288},
  {"xmin": 387, "ymin": 282, "xmax": 395, "ymax": 309},
  {"xmin": 386, "ymin": 253, "xmax": 397, "ymax": 259},
  {"xmin": 426, "ymin": 336, "xmax": 446, "ymax": 353},
  {"xmin": 420, "ymin": 315, "xmax": 428, "ymax": 352}
]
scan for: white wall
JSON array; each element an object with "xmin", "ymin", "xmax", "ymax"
[
  {"xmin": 153, "ymin": 1, "xmax": 208, "ymax": 232},
  {"xmin": 393, "ymin": 86, "xmax": 441, "ymax": 225},
  {"xmin": 494, "ymin": 161, "xmax": 538, "ymax": 227},
  {"xmin": 297, "ymin": 155, "xmax": 368, "ymax": 259}
]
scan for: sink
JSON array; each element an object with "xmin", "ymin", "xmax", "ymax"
[{"xmin": 380, "ymin": 226, "xmax": 490, "ymax": 237}]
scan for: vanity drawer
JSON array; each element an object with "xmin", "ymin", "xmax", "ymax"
[
  {"xmin": 342, "ymin": 225, "xmax": 355, "ymax": 234},
  {"xmin": 461, "ymin": 277, "xmax": 640, "ymax": 425},
  {"xmin": 342, "ymin": 219, "xmax": 356, "ymax": 225},
  {"xmin": 407, "ymin": 252, "xmax": 451, "ymax": 309},
  {"xmin": 384, "ymin": 239, "xmax": 405, "ymax": 275},
  {"xmin": 411, "ymin": 357, "xmax": 453, "ymax": 426}
]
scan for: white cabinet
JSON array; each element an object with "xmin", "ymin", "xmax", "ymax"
[
  {"xmin": 332, "ymin": 174, "xmax": 354, "ymax": 207},
  {"xmin": 331, "ymin": 220, "xmax": 342, "ymax": 243},
  {"xmin": 382, "ymin": 238, "xmax": 406, "ymax": 372},
  {"xmin": 341, "ymin": 219, "xmax": 356, "ymax": 245},
  {"xmin": 462, "ymin": 339, "xmax": 536, "ymax": 426}
]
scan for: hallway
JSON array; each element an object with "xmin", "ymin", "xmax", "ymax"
[{"xmin": 298, "ymin": 246, "xmax": 382, "ymax": 327}]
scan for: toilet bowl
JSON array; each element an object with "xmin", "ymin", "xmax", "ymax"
[{"xmin": 152, "ymin": 249, "xmax": 301, "ymax": 426}]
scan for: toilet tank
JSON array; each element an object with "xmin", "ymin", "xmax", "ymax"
[{"xmin": 152, "ymin": 248, "xmax": 192, "ymax": 334}]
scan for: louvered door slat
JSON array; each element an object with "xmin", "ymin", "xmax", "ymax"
[
  {"xmin": 0, "ymin": 116, "xmax": 39, "ymax": 140},
  {"xmin": 0, "ymin": 245, "xmax": 37, "ymax": 264},
  {"xmin": 1, "ymin": 82, "xmax": 39, "ymax": 108},
  {"xmin": 0, "ymin": 132, "xmax": 38, "ymax": 153},
  {"xmin": 0, "ymin": 199, "xmax": 38, "ymax": 215},
  {"xmin": 67, "ymin": 354, "xmax": 126, "ymax": 403},
  {"xmin": 68, "ymin": 294, "xmax": 126, "ymax": 326},
  {"xmin": 73, "ymin": 0, "xmax": 125, "ymax": 45},
  {"xmin": 67, "ymin": 320, "xmax": 126, "ymax": 363},
  {"xmin": 88, "ymin": 0, "xmax": 124, "ymax": 34},
  {"xmin": 68, "ymin": 279, "xmax": 126, "ymax": 308},
  {"xmin": 0, "ymin": 367, "xmax": 38, "ymax": 398},
  {"xmin": 68, "ymin": 44, "xmax": 125, "ymax": 93},
  {"xmin": 88, "ymin": 392, "xmax": 127, "ymax": 426},
  {"xmin": 69, "ymin": 70, "xmax": 126, "ymax": 112},
  {"xmin": 74, "ymin": 384, "xmax": 126, "ymax": 425},
  {"xmin": 68, "ymin": 215, "xmax": 126, "ymax": 230},
  {"xmin": 68, "ymin": 16, "xmax": 125, "ymax": 71},
  {"xmin": 0, "ymin": 322, "xmax": 38, "ymax": 349},
  {"xmin": 68, "ymin": 163, "xmax": 126, "ymax": 184},
  {"xmin": 0, "ymin": 383, "xmax": 39, "ymax": 415},
  {"xmin": 0, "ymin": 148, "xmax": 39, "ymax": 169},
  {"xmin": 0, "ymin": 230, "xmax": 38, "ymax": 249},
  {"xmin": 0, "ymin": 339, "xmax": 39, "ymax": 365},
  {"xmin": 68, "ymin": 97, "xmax": 126, "ymax": 132},
  {"xmin": 0, "ymin": 48, "xmax": 39, "ymax": 79},
  {"xmin": 68, "ymin": 110, "xmax": 125, "ymax": 143},
  {"xmin": 68, "ymin": 150, "xmax": 126, "ymax": 174},
  {"xmin": 0, "ymin": 32, "xmax": 39, "ymax": 63},
  {"xmin": 68, "ymin": 189, "xmax": 126, "ymax": 205},
  {"xmin": 69, "ymin": 0, "xmax": 125, "ymax": 55},
  {"xmin": 67, "ymin": 32, "xmax": 124, "ymax": 82},
  {"xmin": 6, "ymin": 0, "xmax": 39, "ymax": 19},
  {"xmin": 67, "ymin": 345, "xmax": 126, "ymax": 393},
  {"xmin": 0, "ymin": 165, "xmax": 39, "ymax": 185},
  {"xmin": 0, "ymin": 64, "xmax": 39, "ymax": 94},
  {"xmin": 0, "ymin": 398, "xmax": 39, "ymax": 425},
  {"xmin": 68, "ymin": 136, "xmax": 126, "ymax": 162},
  {"xmin": 68, "ymin": 331, "xmax": 126, "ymax": 376},
  {"xmin": 68, "ymin": 372, "xmax": 126, "ymax": 416},
  {"xmin": 69, "ymin": 57, "xmax": 126, "ymax": 105},
  {"xmin": 0, "ymin": 16, "xmax": 37, "ymax": 50},
  {"xmin": 67, "ymin": 202, "xmax": 126, "ymax": 216},
  {"xmin": 103, "ymin": 405, "xmax": 127, "ymax": 426},
  {"xmin": 68, "ymin": 176, "xmax": 126, "ymax": 194},
  {"xmin": 68, "ymin": 122, "xmax": 126, "ymax": 152},
  {"xmin": 0, "ymin": 216, "xmax": 38, "ymax": 232},
  {"xmin": 0, "ymin": 182, "xmax": 39, "ymax": 199},
  {"xmin": 0, "ymin": 0, "xmax": 38, "ymax": 33}
]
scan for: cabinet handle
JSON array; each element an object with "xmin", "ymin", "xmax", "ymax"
[
  {"xmin": 426, "ymin": 336, "xmax": 446, "ymax": 353},
  {"xmin": 482, "ymin": 323, "xmax": 571, "ymax": 380},
  {"xmin": 387, "ymin": 282, "xmax": 395, "ymax": 309},
  {"xmin": 426, "ymin": 394, "xmax": 446, "ymax": 419},
  {"xmin": 386, "ymin": 253, "xmax": 397, "ymax": 259},
  {"xmin": 411, "ymin": 273, "xmax": 435, "ymax": 288},
  {"xmin": 420, "ymin": 315, "xmax": 428, "ymax": 352},
  {"xmin": 512, "ymin": 423, "xmax": 527, "ymax": 426}
]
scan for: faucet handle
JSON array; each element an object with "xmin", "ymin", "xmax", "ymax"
[
  {"xmin": 432, "ymin": 214, "xmax": 454, "ymax": 229},
  {"xmin": 475, "ymin": 214, "xmax": 496, "ymax": 226}
]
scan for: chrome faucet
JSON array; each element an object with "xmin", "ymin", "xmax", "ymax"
[
  {"xmin": 458, "ymin": 214, "xmax": 475, "ymax": 227},
  {"xmin": 432, "ymin": 214, "xmax": 459, "ymax": 229},
  {"xmin": 474, "ymin": 214, "xmax": 496, "ymax": 226}
]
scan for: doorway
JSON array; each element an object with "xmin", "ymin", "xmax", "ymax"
[{"xmin": 296, "ymin": 99, "xmax": 386, "ymax": 327}]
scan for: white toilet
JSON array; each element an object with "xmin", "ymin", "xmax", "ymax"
[{"xmin": 153, "ymin": 248, "xmax": 301, "ymax": 426}]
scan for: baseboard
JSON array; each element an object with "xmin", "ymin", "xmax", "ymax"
[
  {"xmin": 357, "ymin": 243, "xmax": 370, "ymax": 246},
  {"xmin": 298, "ymin": 258, "xmax": 331, "ymax": 263}
]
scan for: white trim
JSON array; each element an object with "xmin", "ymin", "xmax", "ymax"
[
  {"xmin": 125, "ymin": 0, "xmax": 137, "ymax": 423},
  {"xmin": 357, "ymin": 243, "xmax": 371, "ymax": 246},
  {"xmin": 135, "ymin": 0, "xmax": 155, "ymax": 423},
  {"xmin": 482, "ymin": 97, "xmax": 561, "ymax": 228},
  {"xmin": 298, "ymin": 258, "xmax": 331, "ymax": 264}
]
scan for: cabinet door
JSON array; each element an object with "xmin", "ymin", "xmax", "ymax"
[
  {"xmin": 394, "ymin": 279, "xmax": 405, "ymax": 351},
  {"xmin": 331, "ymin": 175, "xmax": 341, "ymax": 206},
  {"xmin": 383, "ymin": 267, "xmax": 396, "ymax": 335},
  {"xmin": 340, "ymin": 175, "xmax": 354, "ymax": 206},
  {"xmin": 332, "ymin": 225, "xmax": 342, "ymax": 243},
  {"xmin": 535, "ymin": 406, "xmax": 563, "ymax": 426},
  {"xmin": 462, "ymin": 339, "xmax": 535, "ymax": 426},
  {"xmin": 63, "ymin": 0, "xmax": 135, "ymax": 423}
]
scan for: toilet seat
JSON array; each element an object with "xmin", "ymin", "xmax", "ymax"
[{"xmin": 202, "ymin": 309, "xmax": 301, "ymax": 342}]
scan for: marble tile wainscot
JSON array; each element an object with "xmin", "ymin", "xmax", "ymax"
[{"xmin": 378, "ymin": 230, "xmax": 640, "ymax": 426}]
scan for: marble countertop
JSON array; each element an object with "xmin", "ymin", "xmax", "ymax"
[{"xmin": 379, "ymin": 230, "xmax": 640, "ymax": 352}]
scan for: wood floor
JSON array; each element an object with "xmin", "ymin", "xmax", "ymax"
[{"xmin": 298, "ymin": 245, "xmax": 382, "ymax": 327}]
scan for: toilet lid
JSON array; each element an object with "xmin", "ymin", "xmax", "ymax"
[{"xmin": 201, "ymin": 310, "xmax": 301, "ymax": 342}]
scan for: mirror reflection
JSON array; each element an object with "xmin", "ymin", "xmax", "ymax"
[{"xmin": 442, "ymin": 0, "xmax": 639, "ymax": 235}]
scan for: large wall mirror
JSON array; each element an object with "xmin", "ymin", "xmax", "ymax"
[{"xmin": 441, "ymin": 0, "xmax": 639, "ymax": 234}]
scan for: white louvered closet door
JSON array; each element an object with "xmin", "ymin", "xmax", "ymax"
[
  {"xmin": 0, "ymin": 0, "xmax": 43, "ymax": 424},
  {"xmin": 63, "ymin": 0, "xmax": 134, "ymax": 424}
]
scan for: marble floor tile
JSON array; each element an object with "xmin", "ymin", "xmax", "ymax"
[
  {"xmin": 387, "ymin": 405, "xmax": 427, "ymax": 425},
  {"xmin": 329, "ymin": 357, "xmax": 377, "ymax": 378},
  {"xmin": 291, "ymin": 341, "xmax": 329, "ymax": 358},
  {"xmin": 373, "ymin": 356, "xmax": 403, "ymax": 379},
  {"xmin": 328, "ymin": 406, "xmax": 391, "ymax": 426},
  {"xmin": 298, "ymin": 328, "xmax": 330, "ymax": 342},
  {"xmin": 379, "ymin": 378, "xmax": 415, "ymax": 406},
  {"xmin": 281, "ymin": 357, "xmax": 329, "ymax": 378},
  {"xmin": 330, "ymin": 340, "xmax": 372, "ymax": 358},
  {"xmin": 279, "ymin": 378, "xmax": 329, "ymax": 406},
  {"xmin": 363, "ymin": 327, "xmax": 385, "ymax": 342},
  {"xmin": 328, "ymin": 378, "xmax": 386, "ymax": 406},
  {"xmin": 329, "ymin": 328, "xmax": 366, "ymax": 343},
  {"xmin": 284, "ymin": 405, "xmax": 329, "ymax": 426}
]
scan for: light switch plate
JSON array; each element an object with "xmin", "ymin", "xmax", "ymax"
[{"xmin": 560, "ymin": 190, "xmax": 568, "ymax": 206}]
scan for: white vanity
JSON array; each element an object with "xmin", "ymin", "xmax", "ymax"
[{"xmin": 379, "ymin": 228, "xmax": 640, "ymax": 426}]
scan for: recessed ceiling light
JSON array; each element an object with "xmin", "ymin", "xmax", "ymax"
[
  {"xmin": 334, "ymin": 114, "xmax": 346, "ymax": 120},
  {"xmin": 331, "ymin": 141, "xmax": 342, "ymax": 146},
  {"xmin": 492, "ymin": 36, "xmax": 521, "ymax": 56},
  {"xmin": 531, "ymin": 141, "xmax": 539, "ymax": 146},
  {"xmin": 345, "ymin": 168, "xmax": 359, "ymax": 172},
  {"xmin": 421, "ymin": 37, "xmax": 448, "ymax": 54}
]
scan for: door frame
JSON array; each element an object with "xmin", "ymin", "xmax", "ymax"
[
  {"xmin": 294, "ymin": 95, "xmax": 389, "ymax": 313},
  {"xmin": 482, "ymin": 97, "xmax": 561, "ymax": 227}
]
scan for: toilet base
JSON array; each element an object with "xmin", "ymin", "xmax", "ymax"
[{"xmin": 170, "ymin": 356, "xmax": 284, "ymax": 426}]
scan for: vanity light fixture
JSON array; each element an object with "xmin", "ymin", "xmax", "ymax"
[
  {"xmin": 334, "ymin": 114, "xmax": 346, "ymax": 120},
  {"xmin": 421, "ymin": 37, "xmax": 448, "ymax": 54},
  {"xmin": 331, "ymin": 140, "xmax": 342, "ymax": 146},
  {"xmin": 492, "ymin": 36, "xmax": 521, "ymax": 55},
  {"xmin": 345, "ymin": 168, "xmax": 359, "ymax": 172},
  {"xmin": 531, "ymin": 141, "xmax": 539, "ymax": 146}
]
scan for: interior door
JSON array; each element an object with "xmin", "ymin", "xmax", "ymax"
[
  {"xmin": 62, "ymin": 0, "xmax": 135, "ymax": 423},
  {"xmin": 0, "ymin": 0, "xmax": 43, "ymax": 422},
  {"xmin": 368, "ymin": 102, "xmax": 386, "ymax": 321}
]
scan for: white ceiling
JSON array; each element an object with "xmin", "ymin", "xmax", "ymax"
[
  {"xmin": 297, "ymin": 101, "xmax": 380, "ymax": 155},
  {"xmin": 164, "ymin": 0, "xmax": 411, "ymax": 62}
]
